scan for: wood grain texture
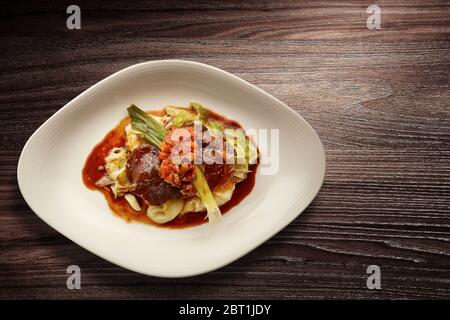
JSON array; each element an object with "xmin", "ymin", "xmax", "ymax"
[{"xmin": 1, "ymin": 0, "xmax": 449, "ymax": 299}]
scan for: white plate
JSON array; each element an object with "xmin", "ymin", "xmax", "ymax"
[{"xmin": 18, "ymin": 60, "xmax": 325, "ymax": 277}]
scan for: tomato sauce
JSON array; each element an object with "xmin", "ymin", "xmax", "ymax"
[{"xmin": 82, "ymin": 108, "xmax": 258, "ymax": 229}]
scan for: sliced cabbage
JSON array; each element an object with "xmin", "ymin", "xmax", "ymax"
[
  {"xmin": 224, "ymin": 130, "xmax": 258, "ymax": 182},
  {"xmin": 165, "ymin": 106, "xmax": 192, "ymax": 117},
  {"xmin": 180, "ymin": 182, "xmax": 235, "ymax": 214},
  {"xmin": 104, "ymin": 147, "xmax": 132, "ymax": 198},
  {"xmin": 207, "ymin": 119, "xmax": 224, "ymax": 132},
  {"xmin": 105, "ymin": 147, "xmax": 127, "ymax": 165},
  {"xmin": 232, "ymin": 164, "xmax": 249, "ymax": 182},
  {"xmin": 147, "ymin": 198, "xmax": 184, "ymax": 224},
  {"xmin": 233, "ymin": 137, "xmax": 258, "ymax": 182},
  {"xmin": 205, "ymin": 120, "xmax": 255, "ymax": 182},
  {"xmin": 164, "ymin": 106, "xmax": 195, "ymax": 127},
  {"xmin": 182, "ymin": 196, "xmax": 204, "ymax": 214},
  {"xmin": 147, "ymin": 189, "xmax": 232, "ymax": 223},
  {"xmin": 213, "ymin": 183, "xmax": 235, "ymax": 205},
  {"xmin": 125, "ymin": 124, "xmax": 142, "ymax": 151}
]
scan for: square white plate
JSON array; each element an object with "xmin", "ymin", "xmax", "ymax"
[{"xmin": 18, "ymin": 60, "xmax": 325, "ymax": 277}]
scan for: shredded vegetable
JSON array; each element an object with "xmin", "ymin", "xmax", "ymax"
[
  {"xmin": 191, "ymin": 102, "xmax": 208, "ymax": 121},
  {"xmin": 127, "ymin": 104, "xmax": 167, "ymax": 147},
  {"xmin": 192, "ymin": 166, "xmax": 222, "ymax": 223},
  {"xmin": 128, "ymin": 104, "xmax": 223, "ymax": 224},
  {"xmin": 164, "ymin": 106, "xmax": 196, "ymax": 127}
]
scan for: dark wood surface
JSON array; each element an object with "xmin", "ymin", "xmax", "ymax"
[{"xmin": 1, "ymin": 0, "xmax": 450, "ymax": 299}]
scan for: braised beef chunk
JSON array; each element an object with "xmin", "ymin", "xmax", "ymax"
[
  {"xmin": 127, "ymin": 143, "xmax": 160, "ymax": 183},
  {"xmin": 127, "ymin": 143, "xmax": 181, "ymax": 205},
  {"xmin": 203, "ymin": 163, "xmax": 233, "ymax": 190}
]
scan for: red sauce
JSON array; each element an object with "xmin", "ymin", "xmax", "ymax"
[{"xmin": 82, "ymin": 109, "xmax": 258, "ymax": 229}]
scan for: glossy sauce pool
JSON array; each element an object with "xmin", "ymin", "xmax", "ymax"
[{"xmin": 82, "ymin": 109, "xmax": 258, "ymax": 228}]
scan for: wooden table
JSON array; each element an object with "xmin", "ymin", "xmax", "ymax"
[{"xmin": 1, "ymin": 1, "xmax": 449, "ymax": 299}]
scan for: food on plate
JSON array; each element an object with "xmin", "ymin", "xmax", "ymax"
[{"xmin": 82, "ymin": 103, "xmax": 258, "ymax": 228}]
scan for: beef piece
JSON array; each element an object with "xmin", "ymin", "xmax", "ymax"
[
  {"xmin": 127, "ymin": 143, "xmax": 181, "ymax": 205},
  {"xmin": 203, "ymin": 163, "xmax": 233, "ymax": 190}
]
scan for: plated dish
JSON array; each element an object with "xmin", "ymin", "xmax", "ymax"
[
  {"xmin": 83, "ymin": 103, "xmax": 258, "ymax": 228},
  {"xmin": 18, "ymin": 60, "xmax": 325, "ymax": 277}
]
